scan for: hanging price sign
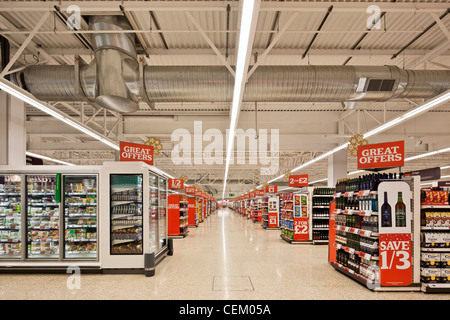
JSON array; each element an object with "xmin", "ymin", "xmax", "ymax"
[
  {"xmin": 185, "ymin": 186, "xmax": 195, "ymax": 194},
  {"xmin": 289, "ymin": 174, "xmax": 309, "ymax": 187},
  {"xmin": 379, "ymin": 233, "xmax": 412, "ymax": 286},
  {"xmin": 168, "ymin": 179, "xmax": 184, "ymax": 189},
  {"xmin": 265, "ymin": 185, "xmax": 277, "ymax": 193}
]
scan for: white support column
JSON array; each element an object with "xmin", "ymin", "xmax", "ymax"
[
  {"xmin": 327, "ymin": 148, "xmax": 347, "ymax": 187},
  {"xmin": 0, "ymin": 91, "xmax": 26, "ymax": 165}
]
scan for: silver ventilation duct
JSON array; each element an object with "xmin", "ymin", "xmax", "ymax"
[{"xmin": 10, "ymin": 17, "xmax": 450, "ymax": 113}]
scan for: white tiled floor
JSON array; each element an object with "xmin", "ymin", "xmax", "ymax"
[{"xmin": 0, "ymin": 208, "xmax": 449, "ymax": 300}]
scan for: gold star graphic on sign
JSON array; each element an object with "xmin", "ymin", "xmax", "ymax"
[
  {"xmin": 347, "ymin": 134, "xmax": 368, "ymax": 157},
  {"xmin": 144, "ymin": 137, "xmax": 163, "ymax": 155}
]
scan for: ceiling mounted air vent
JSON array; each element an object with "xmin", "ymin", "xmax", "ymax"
[{"xmin": 365, "ymin": 79, "xmax": 396, "ymax": 92}]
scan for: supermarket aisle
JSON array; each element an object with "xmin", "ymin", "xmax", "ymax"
[{"xmin": 0, "ymin": 207, "xmax": 448, "ymax": 300}]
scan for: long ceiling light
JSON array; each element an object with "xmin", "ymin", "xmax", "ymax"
[
  {"xmin": 222, "ymin": 0, "xmax": 260, "ymax": 199},
  {"xmin": 264, "ymin": 89, "xmax": 450, "ymax": 186},
  {"xmin": 26, "ymin": 151, "xmax": 76, "ymax": 166},
  {"xmin": 0, "ymin": 79, "xmax": 120, "ymax": 151}
]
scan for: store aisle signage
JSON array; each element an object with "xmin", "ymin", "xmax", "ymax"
[
  {"xmin": 357, "ymin": 141, "xmax": 404, "ymax": 170},
  {"xmin": 169, "ymin": 179, "xmax": 184, "ymax": 189},
  {"xmin": 120, "ymin": 141, "xmax": 154, "ymax": 166},
  {"xmin": 289, "ymin": 174, "xmax": 309, "ymax": 187},
  {"xmin": 255, "ymin": 190, "xmax": 265, "ymax": 196},
  {"xmin": 265, "ymin": 185, "xmax": 277, "ymax": 193},
  {"xmin": 185, "ymin": 186, "xmax": 195, "ymax": 194},
  {"xmin": 378, "ymin": 181, "xmax": 412, "ymax": 287},
  {"xmin": 403, "ymin": 167, "xmax": 441, "ymax": 181}
]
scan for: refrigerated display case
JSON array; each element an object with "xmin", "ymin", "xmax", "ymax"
[
  {"xmin": 0, "ymin": 175, "xmax": 22, "ymax": 258},
  {"xmin": 99, "ymin": 162, "xmax": 170, "ymax": 274},
  {"xmin": 110, "ymin": 174, "xmax": 143, "ymax": 255},
  {"xmin": 63, "ymin": 175, "xmax": 98, "ymax": 259},
  {"xmin": 149, "ymin": 174, "xmax": 159, "ymax": 253},
  {"xmin": 26, "ymin": 174, "xmax": 60, "ymax": 259},
  {"xmin": 0, "ymin": 166, "xmax": 101, "ymax": 270}
]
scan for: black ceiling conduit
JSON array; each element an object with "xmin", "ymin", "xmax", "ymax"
[
  {"xmin": 391, "ymin": 9, "xmax": 450, "ymax": 60},
  {"xmin": 0, "ymin": 35, "xmax": 10, "ymax": 80},
  {"xmin": 302, "ymin": 5, "xmax": 333, "ymax": 59}
]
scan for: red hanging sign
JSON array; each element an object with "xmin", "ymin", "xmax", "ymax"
[
  {"xmin": 185, "ymin": 186, "xmax": 195, "ymax": 194},
  {"xmin": 357, "ymin": 140, "xmax": 404, "ymax": 170},
  {"xmin": 255, "ymin": 190, "xmax": 265, "ymax": 196},
  {"xmin": 289, "ymin": 174, "xmax": 309, "ymax": 187},
  {"xmin": 194, "ymin": 190, "xmax": 202, "ymax": 197},
  {"xmin": 119, "ymin": 141, "xmax": 154, "ymax": 166},
  {"xmin": 265, "ymin": 185, "xmax": 278, "ymax": 193},
  {"xmin": 168, "ymin": 179, "xmax": 184, "ymax": 189}
]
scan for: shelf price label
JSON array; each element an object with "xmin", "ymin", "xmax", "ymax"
[
  {"xmin": 379, "ymin": 233, "xmax": 412, "ymax": 287},
  {"xmin": 289, "ymin": 174, "xmax": 309, "ymax": 187}
]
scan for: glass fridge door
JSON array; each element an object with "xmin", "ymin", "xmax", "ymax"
[
  {"xmin": 158, "ymin": 177, "xmax": 167, "ymax": 250},
  {"xmin": 63, "ymin": 175, "xmax": 97, "ymax": 259},
  {"xmin": 26, "ymin": 175, "xmax": 60, "ymax": 259},
  {"xmin": 149, "ymin": 173, "xmax": 159, "ymax": 253},
  {"xmin": 110, "ymin": 174, "xmax": 143, "ymax": 255},
  {"xmin": 0, "ymin": 175, "xmax": 22, "ymax": 258}
]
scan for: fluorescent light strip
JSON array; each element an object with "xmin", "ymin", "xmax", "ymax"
[
  {"xmin": 405, "ymin": 147, "xmax": 450, "ymax": 162},
  {"xmin": 0, "ymin": 79, "xmax": 120, "ymax": 151},
  {"xmin": 26, "ymin": 151, "xmax": 75, "ymax": 166},
  {"xmin": 222, "ymin": 0, "xmax": 258, "ymax": 199},
  {"xmin": 364, "ymin": 90, "xmax": 450, "ymax": 139}
]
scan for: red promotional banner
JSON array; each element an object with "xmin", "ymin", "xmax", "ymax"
[
  {"xmin": 357, "ymin": 140, "xmax": 404, "ymax": 170},
  {"xmin": 294, "ymin": 217, "xmax": 309, "ymax": 241},
  {"xmin": 249, "ymin": 192, "xmax": 255, "ymax": 198},
  {"xmin": 119, "ymin": 141, "xmax": 154, "ymax": 165},
  {"xmin": 168, "ymin": 179, "xmax": 184, "ymax": 189},
  {"xmin": 194, "ymin": 190, "xmax": 202, "ymax": 197},
  {"xmin": 185, "ymin": 186, "xmax": 195, "ymax": 194},
  {"xmin": 265, "ymin": 185, "xmax": 278, "ymax": 193},
  {"xmin": 268, "ymin": 212, "xmax": 278, "ymax": 228},
  {"xmin": 255, "ymin": 190, "xmax": 265, "ymax": 196},
  {"xmin": 328, "ymin": 200, "xmax": 337, "ymax": 263},
  {"xmin": 289, "ymin": 174, "xmax": 309, "ymax": 187},
  {"xmin": 379, "ymin": 233, "xmax": 412, "ymax": 287}
]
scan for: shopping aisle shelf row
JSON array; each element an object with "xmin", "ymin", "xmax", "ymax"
[{"xmin": 228, "ymin": 173, "xmax": 450, "ymax": 293}]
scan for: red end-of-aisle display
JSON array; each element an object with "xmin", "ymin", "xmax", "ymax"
[
  {"xmin": 167, "ymin": 194, "xmax": 189, "ymax": 237},
  {"xmin": 187, "ymin": 197, "xmax": 197, "ymax": 227}
]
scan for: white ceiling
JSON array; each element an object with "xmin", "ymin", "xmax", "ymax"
[{"xmin": 1, "ymin": 0, "xmax": 450, "ymax": 197}]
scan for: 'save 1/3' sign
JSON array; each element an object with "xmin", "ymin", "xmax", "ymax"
[
  {"xmin": 289, "ymin": 175, "xmax": 308, "ymax": 187},
  {"xmin": 379, "ymin": 233, "xmax": 412, "ymax": 286}
]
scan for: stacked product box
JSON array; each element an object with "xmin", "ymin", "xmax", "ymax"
[{"xmin": 421, "ymin": 252, "xmax": 450, "ymax": 283}]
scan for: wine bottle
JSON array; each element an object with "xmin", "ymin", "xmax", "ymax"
[
  {"xmin": 381, "ymin": 191, "xmax": 392, "ymax": 227},
  {"xmin": 395, "ymin": 192, "xmax": 407, "ymax": 227}
]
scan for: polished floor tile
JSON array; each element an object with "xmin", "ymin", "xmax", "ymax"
[{"xmin": 0, "ymin": 208, "xmax": 449, "ymax": 300}]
